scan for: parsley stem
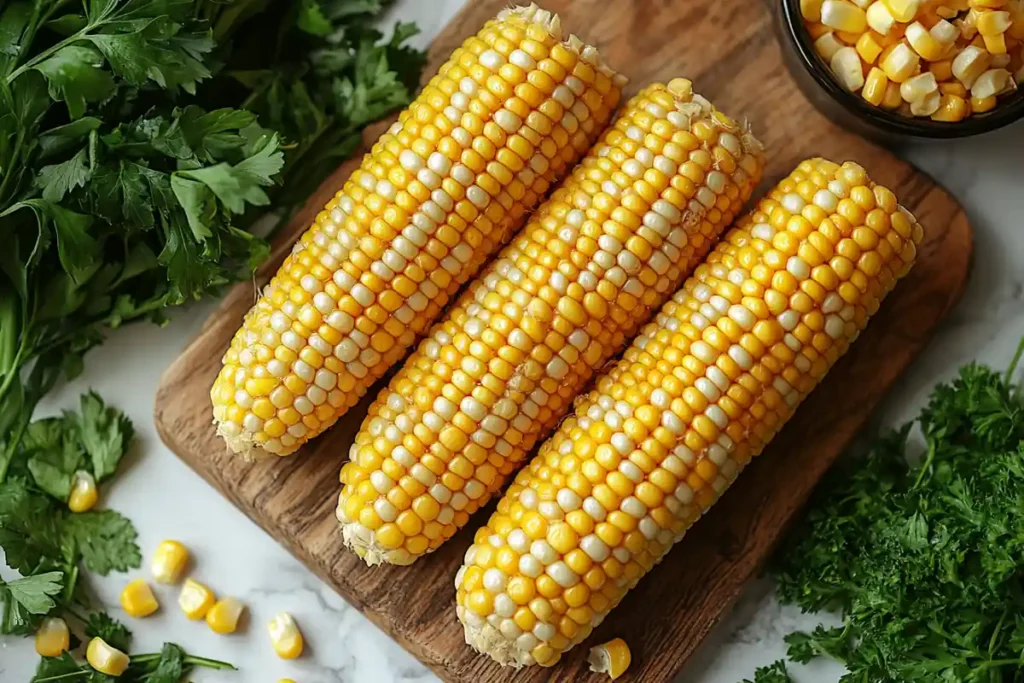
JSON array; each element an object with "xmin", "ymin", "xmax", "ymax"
[
  {"xmin": 6, "ymin": 26, "xmax": 92, "ymax": 84},
  {"xmin": 33, "ymin": 672, "xmax": 89, "ymax": 682},
  {"xmin": 911, "ymin": 439, "xmax": 936, "ymax": 490},
  {"xmin": 1006, "ymin": 334, "xmax": 1024, "ymax": 384}
]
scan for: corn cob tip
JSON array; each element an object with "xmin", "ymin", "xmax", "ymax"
[
  {"xmin": 213, "ymin": 419, "xmax": 271, "ymax": 460},
  {"xmin": 462, "ymin": 615, "xmax": 528, "ymax": 668}
]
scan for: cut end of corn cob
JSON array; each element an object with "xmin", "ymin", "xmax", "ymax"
[
  {"xmin": 210, "ymin": 5, "xmax": 625, "ymax": 459},
  {"xmin": 337, "ymin": 81, "xmax": 765, "ymax": 568},
  {"xmin": 456, "ymin": 159, "xmax": 923, "ymax": 668}
]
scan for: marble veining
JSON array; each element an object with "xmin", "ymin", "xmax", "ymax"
[{"xmin": 3, "ymin": 0, "xmax": 1024, "ymax": 680}]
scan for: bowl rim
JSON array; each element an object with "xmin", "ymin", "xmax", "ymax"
[{"xmin": 778, "ymin": 0, "xmax": 1024, "ymax": 139}]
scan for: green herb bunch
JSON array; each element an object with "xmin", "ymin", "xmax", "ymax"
[
  {"xmin": 0, "ymin": 0, "xmax": 426, "ymax": 473},
  {"xmin": 743, "ymin": 339, "xmax": 1024, "ymax": 682}
]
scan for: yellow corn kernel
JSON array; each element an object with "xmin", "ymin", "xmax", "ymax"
[
  {"xmin": 815, "ymin": 31, "xmax": 846, "ymax": 60},
  {"xmin": 178, "ymin": 578, "xmax": 215, "ymax": 620},
  {"xmin": 802, "ymin": 0, "xmax": 826, "ymax": 20},
  {"xmin": 905, "ymin": 22, "xmax": 946, "ymax": 60},
  {"xmin": 939, "ymin": 81, "xmax": 969, "ymax": 96},
  {"xmin": 120, "ymin": 578, "xmax": 159, "ymax": 618},
  {"xmin": 900, "ymin": 71, "xmax": 939, "ymax": 101},
  {"xmin": 862, "ymin": 67, "xmax": 890, "ymax": 103},
  {"xmin": 953, "ymin": 45, "xmax": 992, "ymax": 86},
  {"xmin": 881, "ymin": 43, "xmax": 921, "ymax": 81},
  {"xmin": 866, "ymin": 1, "xmax": 898, "ymax": 34},
  {"xmin": 970, "ymin": 93, "xmax": 999, "ymax": 111},
  {"xmin": 883, "ymin": 0, "xmax": 921, "ymax": 21},
  {"xmin": 882, "ymin": 80, "xmax": 905, "ymax": 107},
  {"xmin": 931, "ymin": 94, "xmax": 970, "ymax": 120},
  {"xmin": 68, "ymin": 471, "xmax": 97, "ymax": 513},
  {"xmin": 929, "ymin": 59, "xmax": 954, "ymax": 80},
  {"xmin": 588, "ymin": 638, "xmax": 632, "ymax": 680},
  {"xmin": 35, "ymin": 618, "xmax": 70, "ymax": 658},
  {"xmin": 206, "ymin": 597, "xmax": 246, "ymax": 634},
  {"xmin": 278, "ymin": 680, "xmax": 297, "ymax": 683},
  {"xmin": 210, "ymin": 5, "xmax": 625, "ymax": 459},
  {"xmin": 972, "ymin": 67, "xmax": 1013, "ymax": 96},
  {"xmin": 971, "ymin": 0, "xmax": 1008, "ymax": 7},
  {"xmin": 978, "ymin": 9, "xmax": 1013, "ymax": 33},
  {"xmin": 983, "ymin": 31, "xmax": 1009, "ymax": 53},
  {"xmin": 822, "ymin": 0, "xmax": 869, "ymax": 31},
  {"xmin": 268, "ymin": 612, "xmax": 304, "ymax": 659},
  {"xmin": 336, "ymin": 82, "xmax": 766, "ymax": 567},
  {"xmin": 151, "ymin": 540, "xmax": 189, "ymax": 584},
  {"xmin": 856, "ymin": 32, "xmax": 885, "ymax": 62},
  {"xmin": 910, "ymin": 88, "xmax": 943, "ymax": 115},
  {"xmin": 87, "ymin": 637, "xmax": 130, "ymax": 676},
  {"xmin": 456, "ymin": 159, "xmax": 923, "ymax": 668},
  {"xmin": 930, "ymin": 19, "xmax": 960, "ymax": 46},
  {"xmin": 832, "ymin": 47, "xmax": 867, "ymax": 89}
]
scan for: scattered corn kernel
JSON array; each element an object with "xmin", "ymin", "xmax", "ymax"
[
  {"xmin": 588, "ymin": 638, "xmax": 632, "ymax": 680},
  {"xmin": 206, "ymin": 597, "xmax": 246, "ymax": 634},
  {"xmin": 971, "ymin": 93, "xmax": 999, "ymax": 110},
  {"xmin": 807, "ymin": 0, "xmax": 1022, "ymax": 119},
  {"xmin": 87, "ymin": 637, "xmax": 130, "ymax": 676},
  {"xmin": 68, "ymin": 471, "xmax": 97, "ymax": 513},
  {"xmin": 268, "ymin": 612, "xmax": 304, "ymax": 659},
  {"xmin": 151, "ymin": 540, "xmax": 189, "ymax": 584},
  {"xmin": 35, "ymin": 618, "xmax": 70, "ymax": 658},
  {"xmin": 178, "ymin": 578, "xmax": 216, "ymax": 620},
  {"xmin": 120, "ymin": 578, "xmax": 159, "ymax": 618}
]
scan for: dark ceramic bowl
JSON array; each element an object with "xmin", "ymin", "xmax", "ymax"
[{"xmin": 775, "ymin": 0, "xmax": 1024, "ymax": 140}]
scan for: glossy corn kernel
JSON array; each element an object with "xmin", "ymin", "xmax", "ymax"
[
  {"xmin": 909, "ymin": 87, "xmax": 943, "ymax": 114},
  {"xmin": 832, "ymin": 47, "xmax": 867, "ymax": 90},
  {"xmin": 278, "ymin": 680, "xmax": 297, "ymax": 683},
  {"xmin": 814, "ymin": 31, "xmax": 846, "ymax": 59},
  {"xmin": 206, "ymin": 597, "xmax": 245, "ymax": 634},
  {"xmin": 883, "ymin": 0, "xmax": 920, "ymax": 21},
  {"xmin": 268, "ymin": 612, "xmax": 304, "ymax": 659},
  {"xmin": 802, "ymin": 0, "xmax": 825, "ymax": 21},
  {"xmin": 68, "ymin": 471, "xmax": 97, "ymax": 513},
  {"xmin": 35, "ymin": 618, "xmax": 70, "ymax": 658},
  {"xmin": 211, "ymin": 4, "xmax": 625, "ymax": 459},
  {"xmin": 862, "ymin": 67, "xmax": 891, "ymax": 103},
  {"xmin": 337, "ymin": 81, "xmax": 766, "ymax": 567},
  {"xmin": 822, "ymin": 0, "xmax": 869, "ymax": 31},
  {"xmin": 120, "ymin": 578, "xmax": 159, "ymax": 618},
  {"xmin": 972, "ymin": 67, "xmax": 1013, "ymax": 96},
  {"xmin": 882, "ymin": 80, "xmax": 905, "ymax": 107},
  {"xmin": 87, "ymin": 637, "xmax": 130, "ymax": 676},
  {"xmin": 151, "ymin": 540, "xmax": 189, "ymax": 584},
  {"xmin": 971, "ymin": 93, "xmax": 999, "ymax": 111},
  {"xmin": 953, "ymin": 45, "xmax": 992, "ymax": 86},
  {"xmin": 856, "ymin": 31, "xmax": 885, "ymax": 62},
  {"xmin": 866, "ymin": 1, "xmax": 897, "ymax": 34},
  {"xmin": 456, "ymin": 159, "xmax": 923, "ymax": 668},
  {"xmin": 932, "ymin": 93, "xmax": 970, "ymax": 120},
  {"xmin": 905, "ymin": 21, "xmax": 946, "ymax": 59},
  {"xmin": 588, "ymin": 638, "xmax": 631, "ymax": 680},
  {"xmin": 900, "ymin": 71, "xmax": 939, "ymax": 101},
  {"xmin": 179, "ymin": 578, "xmax": 216, "ymax": 620},
  {"xmin": 881, "ymin": 43, "xmax": 921, "ymax": 81}
]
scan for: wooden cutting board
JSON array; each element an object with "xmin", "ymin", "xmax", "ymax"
[{"xmin": 154, "ymin": 1, "xmax": 973, "ymax": 681}]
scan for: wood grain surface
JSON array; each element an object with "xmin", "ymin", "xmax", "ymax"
[{"xmin": 154, "ymin": 1, "xmax": 974, "ymax": 681}]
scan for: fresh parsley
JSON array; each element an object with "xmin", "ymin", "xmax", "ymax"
[
  {"xmin": 742, "ymin": 660, "xmax": 793, "ymax": 683},
  {"xmin": 742, "ymin": 338, "xmax": 1024, "ymax": 682}
]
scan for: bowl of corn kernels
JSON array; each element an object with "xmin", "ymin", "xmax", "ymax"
[{"xmin": 776, "ymin": 0, "xmax": 1024, "ymax": 139}]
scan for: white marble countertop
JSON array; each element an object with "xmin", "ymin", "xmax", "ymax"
[{"xmin": 3, "ymin": 1, "xmax": 1024, "ymax": 681}]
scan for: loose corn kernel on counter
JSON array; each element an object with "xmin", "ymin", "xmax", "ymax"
[
  {"xmin": 456, "ymin": 159, "xmax": 922, "ymax": 668},
  {"xmin": 211, "ymin": 4, "xmax": 625, "ymax": 457},
  {"xmin": 337, "ymin": 80, "xmax": 765, "ymax": 566},
  {"xmin": 804, "ymin": 0, "xmax": 1023, "ymax": 121}
]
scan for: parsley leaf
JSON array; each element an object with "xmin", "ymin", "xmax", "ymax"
[
  {"xmin": 84, "ymin": 611, "xmax": 132, "ymax": 652},
  {"xmin": 76, "ymin": 391, "xmax": 134, "ymax": 483},
  {"xmin": 0, "ymin": 571, "xmax": 64, "ymax": 635},
  {"xmin": 62, "ymin": 509, "xmax": 140, "ymax": 575},
  {"xmin": 741, "ymin": 660, "xmax": 793, "ymax": 683},
  {"xmin": 750, "ymin": 338, "xmax": 1024, "ymax": 682}
]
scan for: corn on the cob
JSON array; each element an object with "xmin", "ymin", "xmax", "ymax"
[
  {"xmin": 337, "ymin": 81, "xmax": 765, "ymax": 566},
  {"xmin": 211, "ymin": 4, "xmax": 624, "ymax": 457},
  {"xmin": 456, "ymin": 159, "xmax": 923, "ymax": 668}
]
